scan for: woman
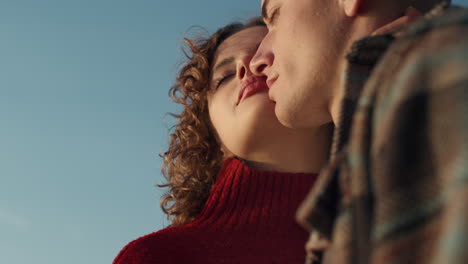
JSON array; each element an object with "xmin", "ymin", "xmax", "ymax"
[{"xmin": 113, "ymin": 18, "xmax": 333, "ymax": 264}]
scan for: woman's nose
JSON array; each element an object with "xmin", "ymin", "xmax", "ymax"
[{"xmin": 236, "ymin": 56, "xmax": 253, "ymax": 80}]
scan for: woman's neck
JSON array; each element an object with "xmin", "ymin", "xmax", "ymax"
[{"xmin": 240, "ymin": 123, "xmax": 333, "ymax": 174}]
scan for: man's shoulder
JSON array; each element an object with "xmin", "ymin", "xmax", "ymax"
[
  {"xmin": 393, "ymin": 6, "xmax": 468, "ymax": 88},
  {"xmin": 398, "ymin": 5, "xmax": 468, "ymax": 41},
  {"xmin": 374, "ymin": 5, "xmax": 468, "ymax": 94},
  {"xmin": 359, "ymin": 5, "xmax": 468, "ymax": 113}
]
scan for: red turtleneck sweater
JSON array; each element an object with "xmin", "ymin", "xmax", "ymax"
[{"xmin": 113, "ymin": 158, "xmax": 318, "ymax": 264}]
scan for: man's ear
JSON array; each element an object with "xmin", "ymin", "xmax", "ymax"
[{"xmin": 341, "ymin": 0, "xmax": 365, "ymax": 17}]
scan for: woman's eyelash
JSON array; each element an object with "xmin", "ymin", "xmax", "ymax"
[{"xmin": 214, "ymin": 73, "xmax": 235, "ymax": 89}]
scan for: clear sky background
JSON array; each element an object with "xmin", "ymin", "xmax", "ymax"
[{"xmin": 1, "ymin": 1, "xmax": 466, "ymax": 264}]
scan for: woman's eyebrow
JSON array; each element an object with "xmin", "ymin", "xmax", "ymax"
[{"xmin": 214, "ymin": 57, "xmax": 235, "ymax": 72}]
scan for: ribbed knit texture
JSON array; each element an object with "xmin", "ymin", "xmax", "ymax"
[{"xmin": 113, "ymin": 158, "xmax": 318, "ymax": 264}]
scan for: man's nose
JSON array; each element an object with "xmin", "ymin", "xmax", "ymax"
[{"xmin": 250, "ymin": 36, "xmax": 273, "ymax": 76}]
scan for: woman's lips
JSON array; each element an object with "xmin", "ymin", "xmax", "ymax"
[{"xmin": 237, "ymin": 77, "xmax": 269, "ymax": 105}]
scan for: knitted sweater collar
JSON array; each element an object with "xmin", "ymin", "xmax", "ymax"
[{"xmin": 189, "ymin": 158, "xmax": 318, "ymax": 235}]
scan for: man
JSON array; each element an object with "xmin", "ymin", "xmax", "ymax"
[{"xmin": 250, "ymin": 0, "xmax": 468, "ymax": 263}]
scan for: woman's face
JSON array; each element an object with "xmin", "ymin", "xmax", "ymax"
[{"xmin": 208, "ymin": 26, "xmax": 284, "ymax": 158}]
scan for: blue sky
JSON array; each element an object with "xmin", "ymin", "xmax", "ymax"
[{"xmin": 1, "ymin": 1, "xmax": 466, "ymax": 263}]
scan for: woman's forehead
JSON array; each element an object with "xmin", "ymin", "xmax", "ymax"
[{"xmin": 214, "ymin": 27, "xmax": 267, "ymax": 62}]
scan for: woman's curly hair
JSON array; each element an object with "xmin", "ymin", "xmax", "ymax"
[{"xmin": 160, "ymin": 18, "xmax": 265, "ymax": 226}]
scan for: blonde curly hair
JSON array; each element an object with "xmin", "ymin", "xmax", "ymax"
[{"xmin": 160, "ymin": 18, "xmax": 265, "ymax": 226}]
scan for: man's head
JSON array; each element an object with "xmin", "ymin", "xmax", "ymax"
[{"xmin": 250, "ymin": 0, "xmax": 449, "ymax": 128}]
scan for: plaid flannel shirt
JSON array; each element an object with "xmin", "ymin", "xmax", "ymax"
[{"xmin": 297, "ymin": 3, "xmax": 468, "ymax": 264}]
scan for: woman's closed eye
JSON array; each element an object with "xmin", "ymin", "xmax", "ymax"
[{"xmin": 214, "ymin": 72, "xmax": 235, "ymax": 89}]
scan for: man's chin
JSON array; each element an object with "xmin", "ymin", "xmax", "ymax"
[
  {"xmin": 274, "ymin": 104, "xmax": 298, "ymax": 129},
  {"xmin": 275, "ymin": 102, "xmax": 326, "ymax": 129}
]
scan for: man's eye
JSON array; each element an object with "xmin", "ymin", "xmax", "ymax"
[
  {"xmin": 269, "ymin": 8, "xmax": 280, "ymax": 25},
  {"xmin": 214, "ymin": 73, "xmax": 235, "ymax": 89}
]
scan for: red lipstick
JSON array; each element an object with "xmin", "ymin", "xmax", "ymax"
[{"xmin": 237, "ymin": 76, "xmax": 268, "ymax": 105}]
